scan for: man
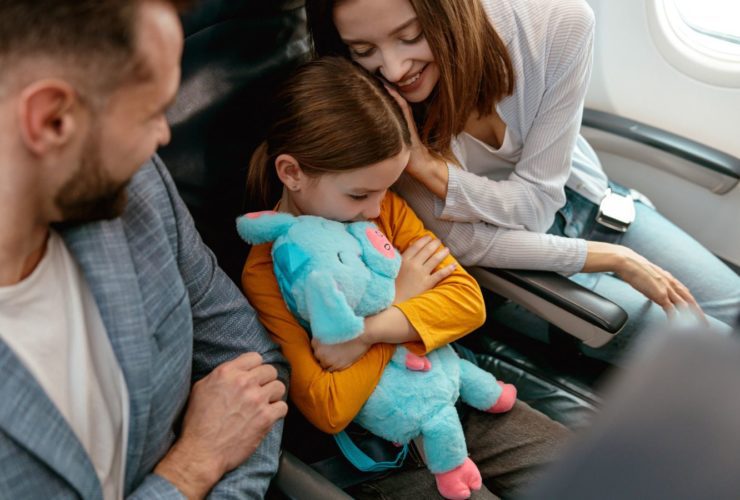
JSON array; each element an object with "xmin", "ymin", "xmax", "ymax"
[{"xmin": 0, "ymin": 0, "xmax": 288, "ymax": 498}]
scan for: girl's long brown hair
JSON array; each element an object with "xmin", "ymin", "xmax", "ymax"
[
  {"xmin": 246, "ymin": 57, "xmax": 411, "ymax": 209},
  {"xmin": 306, "ymin": 0, "xmax": 514, "ymax": 161}
]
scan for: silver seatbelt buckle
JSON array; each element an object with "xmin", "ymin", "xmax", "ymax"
[{"xmin": 596, "ymin": 188, "xmax": 635, "ymax": 232}]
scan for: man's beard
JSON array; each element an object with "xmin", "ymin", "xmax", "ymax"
[{"xmin": 54, "ymin": 130, "xmax": 130, "ymax": 224}]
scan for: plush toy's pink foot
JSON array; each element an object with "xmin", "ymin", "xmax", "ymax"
[
  {"xmin": 405, "ymin": 352, "xmax": 432, "ymax": 371},
  {"xmin": 487, "ymin": 381, "xmax": 517, "ymax": 414},
  {"xmin": 434, "ymin": 458, "xmax": 482, "ymax": 499}
]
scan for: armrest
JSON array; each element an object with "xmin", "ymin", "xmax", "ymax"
[
  {"xmin": 582, "ymin": 108, "xmax": 740, "ymax": 180},
  {"xmin": 581, "ymin": 108, "xmax": 740, "ymax": 194},
  {"xmin": 272, "ymin": 451, "xmax": 353, "ymax": 500},
  {"xmin": 469, "ymin": 267, "xmax": 628, "ymax": 348}
]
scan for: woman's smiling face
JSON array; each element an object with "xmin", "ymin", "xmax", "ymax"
[{"xmin": 333, "ymin": 0, "xmax": 440, "ymax": 103}]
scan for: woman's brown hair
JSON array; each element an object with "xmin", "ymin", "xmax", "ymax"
[
  {"xmin": 246, "ymin": 57, "xmax": 411, "ymax": 209},
  {"xmin": 306, "ymin": 0, "xmax": 514, "ymax": 161}
]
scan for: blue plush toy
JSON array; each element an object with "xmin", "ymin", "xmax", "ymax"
[{"xmin": 237, "ymin": 210, "xmax": 517, "ymax": 500}]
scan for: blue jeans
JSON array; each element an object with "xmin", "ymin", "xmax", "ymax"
[{"xmin": 495, "ymin": 184, "xmax": 739, "ymax": 364}]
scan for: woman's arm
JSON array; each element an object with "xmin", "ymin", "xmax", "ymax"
[
  {"xmin": 395, "ymin": 177, "xmax": 703, "ymax": 314},
  {"xmin": 396, "ymin": 2, "xmax": 597, "ymax": 233},
  {"xmin": 395, "ymin": 173, "xmax": 589, "ymax": 273}
]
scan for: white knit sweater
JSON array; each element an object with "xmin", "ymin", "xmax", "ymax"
[{"xmin": 395, "ymin": 0, "xmax": 609, "ymax": 273}]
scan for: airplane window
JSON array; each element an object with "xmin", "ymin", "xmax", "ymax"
[
  {"xmin": 672, "ymin": 0, "xmax": 740, "ymax": 57},
  {"xmin": 647, "ymin": 0, "xmax": 740, "ymax": 87}
]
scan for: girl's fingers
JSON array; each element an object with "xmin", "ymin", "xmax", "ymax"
[
  {"xmin": 424, "ymin": 247, "xmax": 450, "ymax": 271},
  {"xmin": 413, "ymin": 238, "xmax": 443, "ymax": 264},
  {"xmin": 430, "ymin": 263, "xmax": 457, "ymax": 283},
  {"xmin": 402, "ymin": 235, "xmax": 432, "ymax": 259}
]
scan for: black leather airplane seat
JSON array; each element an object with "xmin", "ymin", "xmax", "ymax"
[{"xmin": 158, "ymin": 0, "xmax": 603, "ymax": 495}]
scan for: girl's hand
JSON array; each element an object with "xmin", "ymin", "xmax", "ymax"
[
  {"xmin": 385, "ymin": 86, "xmax": 449, "ymax": 199},
  {"xmin": 394, "ymin": 235, "xmax": 456, "ymax": 304},
  {"xmin": 311, "ymin": 335, "xmax": 371, "ymax": 372}
]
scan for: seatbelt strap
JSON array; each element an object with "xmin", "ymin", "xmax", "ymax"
[{"xmin": 333, "ymin": 431, "xmax": 408, "ymax": 472}]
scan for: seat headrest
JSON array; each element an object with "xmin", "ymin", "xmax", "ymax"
[{"xmin": 159, "ymin": 0, "xmax": 310, "ymax": 283}]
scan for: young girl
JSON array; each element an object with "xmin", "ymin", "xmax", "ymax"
[
  {"xmin": 305, "ymin": 0, "xmax": 739, "ymax": 362},
  {"xmin": 242, "ymin": 57, "xmax": 569, "ymax": 499}
]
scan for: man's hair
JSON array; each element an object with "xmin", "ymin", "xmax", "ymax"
[{"xmin": 0, "ymin": 0, "xmax": 192, "ymax": 94}]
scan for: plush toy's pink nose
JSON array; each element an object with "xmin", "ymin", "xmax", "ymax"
[
  {"xmin": 245, "ymin": 210, "xmax": 278, "ymax": 219},
  {"xmin": 366, "ymin": 227, "xmax": 395, "ymax": 258}
]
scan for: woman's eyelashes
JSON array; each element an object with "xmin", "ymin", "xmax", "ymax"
[
  {"xmin": 349, "ymin": 32, "xmax": 425, "ymax": 58},
  {"xmin": 350, "ymin": 46, "xmax": 375, "ymax": 58},
  {"xmin": 348, "ymin": 193, "xmax": 369, "ymax": 200},
  {"xmin": 401, "ymin": 32, "xmax": 424, "ymax": 45}
]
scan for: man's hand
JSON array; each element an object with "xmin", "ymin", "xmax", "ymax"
[{"xmin": 154, "ymin": 352, "xmax": 288, "ymax": 499}]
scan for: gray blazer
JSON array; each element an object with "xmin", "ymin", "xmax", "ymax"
[{"xmin": 0, "ymin": 156, "xmax": 288, "ymax": 499}]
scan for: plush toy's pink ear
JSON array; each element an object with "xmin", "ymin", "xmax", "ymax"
[{"xmin": 236, "ymin": 211, "xmax": 298, "ymax": 245}]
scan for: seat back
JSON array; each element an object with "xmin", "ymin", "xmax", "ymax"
[
  {"xmin": 158, "ymin": 1, "xmax": 603, "ymax": 494},
  {"xmin": 159, "ymin": 0, "xmax": 310, "ymax": 283}
]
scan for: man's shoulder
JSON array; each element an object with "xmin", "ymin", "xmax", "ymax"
[
  {"xmin": 110, "ymin": 156, "xmax": 185, "ymax": 269},
  {"xmin": 123, "ymin": 155, "xmax": 184, "ymax": 235},
  {"xmin": 126, "ymin": 156, "xmax": 177, "ymax": 211}
]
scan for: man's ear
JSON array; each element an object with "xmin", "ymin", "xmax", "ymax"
[
  {"xmin": 18, "ymin": 79, "xmax": 81, "ymax": 156},
  {"xmin": 275, "ymin": 153, "xmax": 306, "ymax": 192}
]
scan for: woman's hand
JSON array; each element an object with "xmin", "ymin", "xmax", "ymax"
[
  {"xmin": 311, "ymin": 335, "xmax": 372, "ymax": 372},
  {"xmin": 385, "ymin": 86, "xmax": 449, "ymax": 199},
  {"xmin": 394, "ymin": 235, "xmax": 456, "ymax": 304},
  {"xmin": 617, "ymin": 251, "xmax": 705, "ymax": 321},
  {"xmin": 585, "ymin": 241, "xmax": 706, "ymax": 323}
]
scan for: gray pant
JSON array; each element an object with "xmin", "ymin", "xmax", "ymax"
[{"xmin": 346, "ymin": 401, "xmax": 570, "ymax": 499}]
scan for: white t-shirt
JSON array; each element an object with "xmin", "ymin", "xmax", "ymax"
[{"xmin": 0, "ymin": 231, "xmax": 129, "ymax": 499}]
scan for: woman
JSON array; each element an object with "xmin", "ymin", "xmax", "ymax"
[{"xmin": 305, "ymin": 0, "xmax": 739, "ymax": 362}]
